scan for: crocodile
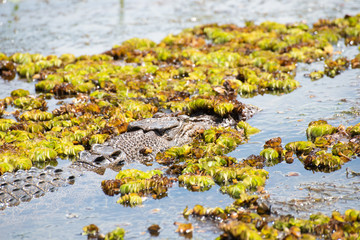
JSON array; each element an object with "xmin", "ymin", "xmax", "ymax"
[{"xmin": 0, "ymin": 104, "xmax": 258, "ymax": 210}]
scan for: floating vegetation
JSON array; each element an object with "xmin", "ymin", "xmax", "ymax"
[
  {"xmin": 12, "ymin": 96, "xmax": 47, "ymax": 110},
  {"xmin": 0, "ymin": 14, "xmax": 359, "ymax": 176},
  {"xmin": 324, "ymin": 57, "xmax": 350, "ymax": 78},
  {"xmin": 304, "ymin": 151, "xmax": 344, "ymax": 171},
  {"xmin": 117, "ymin": 193, "xmax": 143, "ymax": 207},
  {"xmin": 241, "ymin": 120, "xmax": 360, "ymax": 173},
  {"xmin": 102, "ymin": 169, "xmax": 175, "ymax": 205},
  {"xmin": 115, "ymin": 169, "xmax": 162, "ymax": 180},
  {"xmin": 178, "ymin": 174, "xmax": 215, "ymax": 191},
  {"xmin": 0, "ymin": 12, "xmax": 360, "ymax": 240},
  {"xmin": 219, "ymin": 221, "xmax": 262, "ymax": 240},
  {"xmin": 285, "ymin": 141, "xmax": 315, "ymax": 154},
  {"xmin": 309, "ymin": 70, "xmax": 324, "ymax": 81},
  {"xmin": 219, "ymin": 167, "xmax": 268, "ymax": 198},
  {"xmin": 82, "ymin": 224, "xmax": 125, "ymax": 240},
  {"xmin": 306, "ymin": 120, "xmax": 337, "ymax": 140},
  {"xmin": 156, "ymin": 126, "xmax": 244, "ymax": 164},
  {"xmin": 351, "ymin": 53, "xmax": 360, "ymax": 68},
  {"xmin": 174, "ymin": 222, "xmax": 194, "ymax": 238},
  {"xmin": 183, "ymin": 205, "xmax": 360, "ymax": 239},
  {"xmin": 284, "ymin": 121, "xmax": 360, "ymax": 172},
  {"xmin": 259, "ymin": 137, "xmax": 284, "ymax": 166},
  {"xmin": 11, "ymin": 89, "xmax": 30, "ymax": 97},
  {"xmin": 237, "ymin": 121, "xmax": 260, "ymax": 137}
]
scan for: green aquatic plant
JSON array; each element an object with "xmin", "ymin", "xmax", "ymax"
[
  {"xmin": 324, "ymin": 57, "xmax": 350, "ymax": 77},
  {"xmin": 309, "ymin": 70, "xmax": 324, "ymax": 81},
  {"xmin": 303, "ymin": 151, "xmax": 344, "ymax": 172},
  {"xmin": 82, "ymin": 224, "xmax": 125, "ymax": 240},
  {"xmin": 54, "ymin": 141, "xmax": 85, "ymax": 157},
  {"xmin": 183, "ymin": 204, "xmax": 227, "ymax": 220},
  {"xmin": 347, "ymin": 122, "xmax": 360, "ymax": 137},
  {"xmin": 285, "ymin": 141, "xmax": 315, "ymax": 154},
  {"xmin": 156, "ymin": 126, "xmax": 244, "ymax": 165},
  {"xmin": 12, "ymin": 96, "xmax": 47, "ymax": 110},
  {"xmin": 29, "ymin": 146, "xmax": 57, "ymax": 162},
  {"xmin": 259, "ymin": 148, "xmax": 279, "ymax": 161},
  {"xmin": 115, "ymin": 169, "xmax": 162, "ymax": 180},
  {"xmin": 185, "ymin": 202, "xmax": 360, "ymax": 239},
  {"xmin": 88, "ymin": 134, "xmax": 109, "ymax": 145},
  {"xmin": 178, "ymin": 174, "xmax": 215, "ymax": 191},
  {"xmin": 0, "ymin": 153, "xmax": 32, "ymax": 173},
  {"xmin": 281, "ymin": 121, "xmax": 360, "ymax": 172},
  {"xmin": 10, "ymin": 89, "xmax": 30, "ymax": 97},
  {"xmin": 332, "ymin": 142, "xmax": 356, "ymax": 158},
  {"xmin": 105, "ymin": 227, "xmax": 125, "ymax": 240},
  {"xmin": 26, "ymin": 123, "xmax": 45, "ymax": 133},
  {"xmin": 4, "ymin": 130, "xmax": 34, "ymax": 143},
  {"xmin": 219, "ymin": 221, "xmax": 262, "ymax": 240},
  {"xmin": 208, "ymin": 167, "xmax": 238, "ymax": 184},
  {"xmin": 0, "ymin": 119, "xmax": 16, "ymax": 131},
  {"xmin": 219, "ymin": 167, "xmax": 268, "ymax": 198},
  {"xmin": 0, "ymin": 162, "xmax": 14, "ymax": 174},
  {"xmin": 117, "ymin": 175, "xmax": 173, "ymax": 197},
  {"xmin": 306, "ymin": 120, "xmax": 336, "ymax": 140},
  {"xmin": 117, "ymin": 193, "xmax": 143, "ymax": 207},
  {"xmin": 1, "ymin": 14, "xmax": 360, "ymax": 240},
  {"xmin": 101, "ymin": 169, "xmax": 174, "ymax": 202},
  {"xmin": 236, "ymin": 121, "xmax": 260, "ymax": 137}
]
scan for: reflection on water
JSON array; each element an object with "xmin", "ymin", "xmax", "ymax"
[{"xmin": 0, "ymin": 0, "xmax": 360, "ymax": 239}]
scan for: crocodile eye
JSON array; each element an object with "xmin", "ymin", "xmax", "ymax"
[{"xmin": 93, "ymin": 156, "xmax": 106, "ymax": 164}]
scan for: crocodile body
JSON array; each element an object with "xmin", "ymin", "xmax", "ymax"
[{"xmin": 0, "ymin": 106, "xmax": 257, "ymax": 210}]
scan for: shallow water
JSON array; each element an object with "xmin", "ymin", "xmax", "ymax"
[{"xmin": 0, "ymin": 0, "xmax": 360, "ymax": 239}]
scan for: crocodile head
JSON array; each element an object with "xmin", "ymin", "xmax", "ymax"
[{"xmin": 73, "ymin": 102, "xmax": 260, "ymax": 174}]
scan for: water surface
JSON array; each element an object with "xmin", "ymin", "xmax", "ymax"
[{"xmin": 0, "ymin": 0, "xmax": 360, "ymax": 239}]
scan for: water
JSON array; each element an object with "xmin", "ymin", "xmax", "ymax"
[{"xmin": 0, "ymin": 0, "xmax": 360, "ymax": 239}]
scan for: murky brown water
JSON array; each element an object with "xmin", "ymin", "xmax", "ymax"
[{"xmin": 0, "ymin": 0, "xmax": 360, "ymax": 239}]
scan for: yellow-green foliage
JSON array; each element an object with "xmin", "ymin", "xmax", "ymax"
[
  {"xmin": 0, "ymin": 153, "xmax": 32, "ymax": 174},
  {"xmin": 237, "ymin": 121, "xmax": 260, "ymax": 137},
  {"xmin": 347, "ymin": 123, "xmax": 360, "ymax": 137},
  {"xmin": 285, "ymin": 141, "xmax": 315, "ymax": 154},
  {"xmin": 117, "ymin": 193, "xmax": 143, "ymax": 207},
  {"xmin": 1, "ymin": 13, "xmax": 354, "ymax": 239},
  {"xmin": 3, "ymin": 14, "xmax": 359, "ymax": 175},
  {"xmin": 306, "ymin": 120, "xmax": 336, "ymax": 140},
  {"xmin": 105, "ymin": 227, "xmax": 125, "ymax": 240},
  {"xmin": 305, "ymin": 151, "xmax": 343, "ymax": 171},
  {"xmin": 114, "ymin": 169, "xmax": 167, "ymax": 196},
  {"xmin": 0, "ymin": 119, "xmax": 16, "ymax": 131},
  {"xmin": 260, "ymin": 148, "xmax": 279, "ymax": 161},
  {"xmin": 220, "ymin": 221, "xmax": 262, "ymax": 240},
  {"xmin": 11, "ymin": 89, "xmax": 30, "ymax": 97},
  {"xmin": 82, "ymin": 224, "xmax": 125, "ymax": 240},
  {"xmin": 178, "ymin": 174, "xmax": 215, "ymax": 191},
  {"xmin": 116, "ymin": 169, "xmax": 162, "ymax": 180}
]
